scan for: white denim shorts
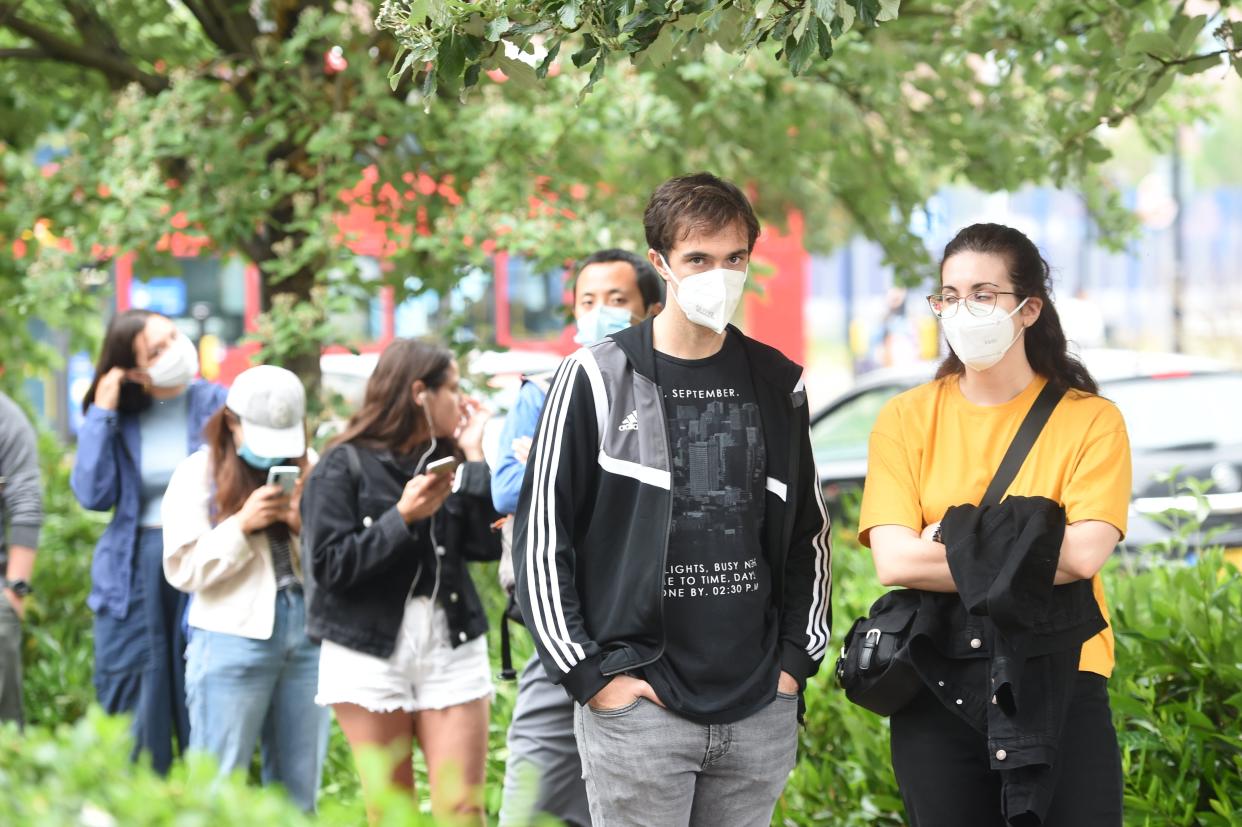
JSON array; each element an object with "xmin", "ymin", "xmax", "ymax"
[{"xmin": 315, "ymin": 596, "xmax": 493, "ymax": 713}]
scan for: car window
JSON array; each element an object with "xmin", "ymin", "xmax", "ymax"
[
  {"xmin": 1103, "ymin": 374, "xmax": 1242, "ymax": 452},
  {"xmin": 810, "ymin": 385, "xmax": 905, "ymax": 466}
]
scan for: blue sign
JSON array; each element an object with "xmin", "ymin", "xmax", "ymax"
[{"xmin": 131, "ymin": 278, "xmax": 187, "ymax": 316}]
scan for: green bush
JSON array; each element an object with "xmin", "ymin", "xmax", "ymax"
[
  {"xmin": 0, "ymin": 708, "xmax": 445, "ymax": 826},
  {"xmin": 21, "ymin": 432, "xmax": 105, "ymax": 728},
  {"xmin": 775, "ymin": 514, "xmax": 902, "ymax": 826},
  {"xmin": 9, "ymin": 435, "xmax": 1242, "ymax": 825},
  {"xmin": 1109, "ymin": 549, "xmax": 1242, "ymax": 826}
]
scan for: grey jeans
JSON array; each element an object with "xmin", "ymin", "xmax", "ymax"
[
  {"xmin": 500, "ymin": 655, "xmax": 592, "ymax": 827},
  {"xmin": 0, "ymin": 593, "xmax": 22, "ymax": 727},
  {"xmin": 573, "ymin": 692, "xmax": 800, "ymax": 827}
]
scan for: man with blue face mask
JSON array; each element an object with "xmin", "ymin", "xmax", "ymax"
[
  {"xmin": 514, "ymin": 173, "xmax": 833, "ymax": 827},
  {"xmin": 495, "ymin": 248, "xmax": 662, "ymax": 827}
]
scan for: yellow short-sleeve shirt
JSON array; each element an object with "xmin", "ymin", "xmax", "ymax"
[{"xmin": 858, "ymin": 374, "xmax": 1132, "ymax": 677}]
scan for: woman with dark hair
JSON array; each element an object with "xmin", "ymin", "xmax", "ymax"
[
  {"xmin": 859, "ymin": 223, "xmax": 1129, "ymax": 826},
  {"xmin": 70, "ymin": 309, "xmax": 226, "ymax": 773},
  {"xmin": 161, "ymin": 365, "xmax": 328, "ymax": 811},
  {"xmin": 300, "ymin": 338, "xmax": 500, "ymax": 822}
]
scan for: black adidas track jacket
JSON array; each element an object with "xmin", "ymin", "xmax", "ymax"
[{"xmin": 513, "ymin": 319, "xmax": 833, "ymax": 705}]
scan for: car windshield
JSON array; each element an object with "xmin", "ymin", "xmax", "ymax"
[
  {"xmin": 1103, "ymin": 373, "xmax": 1242, "ymax": 452},
  {"xmin": 810, "ymin": 385, "xmax": 906, "ymax": 465}
]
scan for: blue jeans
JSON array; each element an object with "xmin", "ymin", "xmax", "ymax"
[
  {"xmin": 185, "ymin": 589, "xmax": 329, "ymax": 812},
  {"xmin": 93, "ymin": 527, "xmax": 190, "ymax": 774}
]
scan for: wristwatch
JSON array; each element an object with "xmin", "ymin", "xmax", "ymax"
[{"xmin": 0, "ymin": 578, "xmax": 33, "ymax": 598}]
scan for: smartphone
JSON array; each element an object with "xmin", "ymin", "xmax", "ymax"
[
  {"xmin": 425, "ymin": 456, "xmax": 459, "ymax": 478},
  {"xmin": 265, "ymin": 465, "xmax": 301, "ymax": 495}
]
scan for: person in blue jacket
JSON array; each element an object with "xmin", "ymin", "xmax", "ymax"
[
  {"xmin": 71, "ymin": 308, "xmax": 226, "ymax": 774},
  {"xmin": 496, "ymin": 249, "xmax": 663, "ymax": 827}
]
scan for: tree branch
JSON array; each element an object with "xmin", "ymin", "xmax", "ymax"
[
  {"xmin": 1146, "ymin": 47, "xmax": 1241, "ymax": 68},
  {"xmin": 181, "ymin": 0, "xmax": 242, "ymax": 56},
  {"xmin": 202, "ymin": 0, "xmax": 261, "ymax": 57},
  {"xmin": 0, "ymin": 2, "xmax": 168, "ymax": 93},
  {"xmin": 0, "ymin": 46, "xmax": 46, "ymax": 59}
]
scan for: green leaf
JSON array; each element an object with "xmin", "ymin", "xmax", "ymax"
[
  {"xmin": 421, "ymin": 64, "xmax": 438, "ymax": 99},
  {"xmin": 571, "ymin": 34, "xmax": 600, "ymax": 67},
  {"xmin": 836, "ymin": 0, "xmax": 856, "ymax": 33},
  {"xmin": 535, "ymin": 39, "xmax": 562, "ymax": 79},
  {"xmin": 1178, "ymin": 53, "xmax": 1224, "ymax": 76},
  {"xmin": 787, "ymin": 24, "xmax": 820, "ymax": 75},
  {"xmin": 793, "ymin": 3, "xmax": 814, "ymax": 43},
  {"xmin": 581, "ymin": 53, "xmax": 608, "ymax": 98},
  {"xmin": 437, "ymin": 32, "xmax": 467, "ymax": 80},
  {"xmin": 853, "ymin": 0, "xmax": 883, "ymax": 27},
  {"xmin": 877, "ymin": 0, "xmax": 900, "ymax": 22},
  {"xmin": 640, "ymin": 24, "xmax": 678, "ymax": 67},
  {"xmin": 1128, "ymin": 32, "xmax": 1177, "ymax": 59},
  {"xmin": 755, "ymin": 0, "xmax": 776, "ymax": 20},
  {"xmin": 1170, "ymin": 14, "xmax": 1208, "ymax": 52},
  {"xmin": 560, "ymin": 0, "xmax": 582, "ymax": 29},
  {"xmin": 484, "ymin": 15, "xmax": 511, "ymax": 42},
  {"xmin": 1134, "ymin": 71, "xmax": 1176, "ymax": 114}
]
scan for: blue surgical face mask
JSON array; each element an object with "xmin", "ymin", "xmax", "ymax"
[
  {"xmin": 238, "ymin": 442, "xmax": 284, "ymax": 470},
  {"xmin": 574, "ymin": 305, "xmax": 635, "ymax": 345}
]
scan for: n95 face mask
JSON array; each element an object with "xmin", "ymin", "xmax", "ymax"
[
  {"xmin": 939, "ymin": 299, "xmax": 1029, "ymax": 371},
  {"xmin": 146, "ymin": 333, "xmax": 199, "ymax": 388},
  {"xmin": 660, "ymin": 255, "xmax": 746, "ymax": 335}
]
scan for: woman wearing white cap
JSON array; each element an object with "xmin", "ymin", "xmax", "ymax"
[{"xmin": 160, "ymin": 365, "xmax": 329, "ymax": 811}]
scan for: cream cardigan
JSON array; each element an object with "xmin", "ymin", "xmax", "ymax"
[{"xmin": 162, "ymin": 448, "xmax": 310, "ymax": 640}]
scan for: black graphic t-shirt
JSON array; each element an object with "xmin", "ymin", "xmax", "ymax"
[{"xmin": 642, "ymin": 332, "xmax": 778, "ymax": 723}]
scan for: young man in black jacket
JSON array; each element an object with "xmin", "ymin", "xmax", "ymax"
[{"xmin": 513, "ymin": 172, "xmax": 833, "ymax": 826}]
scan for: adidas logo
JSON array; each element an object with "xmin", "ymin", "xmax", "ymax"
[{"xmin": 618, "ymin": 410, "xmax": 639, "ymax": 432}]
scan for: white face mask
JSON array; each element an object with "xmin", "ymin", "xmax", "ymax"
[
  {"xmin": 145, "ymin": 333, "xmax": 199, "ymax": 388},
  {"xmin": 659, "ymin": 255, "xmax": 746, "ymax": 335},
  {"xmin": 939, "ymin": 298, "xmax": 1029, "ymax": 372}
]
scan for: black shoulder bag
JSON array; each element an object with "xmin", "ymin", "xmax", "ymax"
[{"xmin": 835, "ymin": 381, "xmax": 1065, "ymax": 716}]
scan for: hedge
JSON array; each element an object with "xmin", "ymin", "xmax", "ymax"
[{"xmin": 2, "ymin": 441, "xmax": 1239, "ymax": 825}]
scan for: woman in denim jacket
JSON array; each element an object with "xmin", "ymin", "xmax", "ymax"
[{"xmin": 71, "ymin": 309, "xmax": 226, "ymax": 773}]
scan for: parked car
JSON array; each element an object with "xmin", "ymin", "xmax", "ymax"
[{"xmin": 808, "ymin": 350, "xmax": 1242, "ymax": 561}]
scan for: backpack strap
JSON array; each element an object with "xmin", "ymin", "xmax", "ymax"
[{"xmin": 980, "ymin": 382, "xmax": 1065, "ymax": 508}]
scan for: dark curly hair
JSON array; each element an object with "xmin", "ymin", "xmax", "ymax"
[{"xmin": 935, "ymin": 223, "xmax": 1098, "ymax": 395}]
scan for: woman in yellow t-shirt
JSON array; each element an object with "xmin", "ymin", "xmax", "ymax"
[{"xmin": 859, "ymin": 224, "xmax": 1129, "ymax": 827}]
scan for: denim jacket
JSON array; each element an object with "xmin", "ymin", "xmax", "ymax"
[
  {"xmin": 908, "ymin": 495, "xmax": 1106, "ymax": 825},
  {"xmin": 71, "ymin": 380, "xmax": 227, "ymax": 618}
]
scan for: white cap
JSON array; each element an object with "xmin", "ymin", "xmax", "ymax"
[{"xmin": 226, "ymin": 365, "xmax": 307, "ymax": 459}]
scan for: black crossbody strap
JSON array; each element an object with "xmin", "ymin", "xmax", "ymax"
[{"xmin": 979, "ymin": 382, "xmax": 1065, "ymax": 508}]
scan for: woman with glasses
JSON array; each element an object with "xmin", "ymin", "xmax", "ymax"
[{"xmin": 858, "ymin": 223, "xmax": 1130, "ymax": 826}]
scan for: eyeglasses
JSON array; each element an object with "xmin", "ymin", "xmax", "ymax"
[{"xmin": 926, "ymin": 291, "xmax": 1023, "ymax": 319}]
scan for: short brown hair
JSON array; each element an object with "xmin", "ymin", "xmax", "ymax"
[{"xmin": 643, "ymin": 172, "xmax": 760, "ymax": 257}]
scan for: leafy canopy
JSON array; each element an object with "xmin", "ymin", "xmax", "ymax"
[{"xmin": 1, "ymin": 1, "xmax": 1239, "ymax": 395}]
